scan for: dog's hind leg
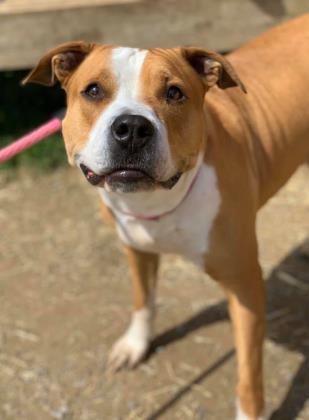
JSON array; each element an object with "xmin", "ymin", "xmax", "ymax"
[{"xmin": 107, "ymin": 246, "xmax": 159, "ymax": 372}]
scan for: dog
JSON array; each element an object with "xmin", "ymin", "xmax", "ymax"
[{"xmin": 23, "ymin": 14, "xmax": 309, "ymax": 419}]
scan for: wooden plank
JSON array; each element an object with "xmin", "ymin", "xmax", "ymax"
[
  {"xmin": 0, "ymin": 0, "xmax": 135, "ymax": 15},
  {"xmin": 0, "ymin": 0, "xmax": 308, "ymax": 70}
]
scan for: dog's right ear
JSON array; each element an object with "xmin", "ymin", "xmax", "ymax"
[{"xmin": 22, "ymin": 41, "xmax": 94, "ymax": 87}]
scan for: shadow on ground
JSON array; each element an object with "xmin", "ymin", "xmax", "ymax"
[
  {"xmin": 252, "ymin": 0, "xmax": 286, "ymax": 17},
  {"xmin": 146, "ymin": 239, "xmax": 309, "ymax": 420}
]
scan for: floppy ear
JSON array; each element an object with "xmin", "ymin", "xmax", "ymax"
[
  {"xmin": 22, "ymin": 41, "xmax": 94, "ymax": 87},
  {"xmin": 182, "ymin": 47, "xmax": 247, "ymax": 93}
]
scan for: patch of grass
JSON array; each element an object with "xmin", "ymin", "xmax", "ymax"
[
  {"xmin": 0, "ymin": 134, "xmax": 67, "ymax": 172},
  {"xmin": 0, "ymin": 69, "xmax": 66, "ymax": 172}
]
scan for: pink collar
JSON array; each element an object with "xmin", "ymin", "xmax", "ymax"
[{"xmin": 114, "ymin": 169, "xmax": 200, "ymax": 221}]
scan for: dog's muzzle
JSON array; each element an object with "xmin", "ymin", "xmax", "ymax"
[{"xmin": 78, "ymin": 113, "xmax": 181, "ymax": 191}]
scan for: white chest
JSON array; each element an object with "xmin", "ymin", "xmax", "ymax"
[{"xmin": 101, "ymin": 164, "xmax": 221, "ymax": 266}]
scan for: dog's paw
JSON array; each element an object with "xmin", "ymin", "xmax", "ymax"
[
  {"xmin": 107, "ymin": 332, "xmax": 149, "ymax": 373},
  {"xmin": 107, "ymin": 308, "xmax": 152, "ymax": 373},
  {"xmin": 235, "ymin": 399, "xmax": 266, "ymax": 420}
]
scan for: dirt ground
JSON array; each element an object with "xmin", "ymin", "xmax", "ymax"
[{"xmin": 0, "ymin": 165, "xmax": 308, "ymax": 420}]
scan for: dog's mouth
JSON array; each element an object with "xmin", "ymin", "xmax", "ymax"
[
  {"xmin": 80, "ymin": 163, "xmax": 182, "ymax": 192},
  {"xmin": 80, "ymin": 163, "xmax": 153, "ymax": 186},
  {"xmin": 80, "ymin": 164, "xmax": 104, "ymax": 185}
]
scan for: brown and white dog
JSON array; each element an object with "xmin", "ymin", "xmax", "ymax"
[{"xmin": 23, "ymin": 14, "xmax": 309, "ymax": 420}]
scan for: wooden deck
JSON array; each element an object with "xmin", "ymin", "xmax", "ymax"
[
  {"xmin": 0, "ymin": 0, "xmax": 308, "ymax": 70},
  {"xmin": 0, "ymin": 0, "xmax": 135, "ymax": 14}
]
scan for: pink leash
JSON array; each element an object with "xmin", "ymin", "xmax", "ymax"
[{"xmin": 0, "ymin": 112, "xmax": 64, "ymax": 164}]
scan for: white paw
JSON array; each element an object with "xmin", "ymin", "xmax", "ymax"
[
  {"xmin": 235, "ymin": 399, "xmax": 266, "ymax": 420},
  {"xmin": 107, "ymin": 308, "xmax": 152, "ymax": 373},
  {"xmin": 107, "ymin": 332, "xmax": 149, "ymax": 372}
]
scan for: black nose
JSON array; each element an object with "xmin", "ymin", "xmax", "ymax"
[{"xmin": 111, "ymin": 114, "xmax": 155, "ymax": 151}]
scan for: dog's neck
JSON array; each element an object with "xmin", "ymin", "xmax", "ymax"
[{"xmin": 99, "ymin": 154, "xmax": 203, "ymax": 220}]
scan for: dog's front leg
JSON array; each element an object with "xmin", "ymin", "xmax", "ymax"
[
  {"xmin": 222, "ymin": 265, "xmax": 265, "ymax": 420},
  {"xmin": 107, "ymin": 246, "xmax": 159, "ymax": 372}
]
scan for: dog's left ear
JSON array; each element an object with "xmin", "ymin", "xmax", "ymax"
[
  {"xmin": 182, "ymin": 47, "xmax": 247, "ymax": 93},
  {"xmin": 22, "ymin": 41, "xmax": 95, "ymax": 87}
]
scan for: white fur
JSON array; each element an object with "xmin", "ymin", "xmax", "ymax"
[
  {"xmin": 77, "ymin": 47, "xmax": 175, "ymax": 180},
  {"xmin": 100, "ymin": 153, "xmax": 203, "ymax": 217},
  {"xmin": 107, "ymin": 307, "xmax": 152, "ymax": 371},
  {"xmin": 102, "ymin": 160, "xmax": 221, "ymax": 267},
  {"xmin": 236, "ymin": 399, "xmax": 265, "ymax": 420},
  {"xmin": 113, "ymin": 47, "xmax": 147, "ymax": 99}
]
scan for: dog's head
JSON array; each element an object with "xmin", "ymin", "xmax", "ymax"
[{"xmin": 23, "ymin": 42, "xmax": 245, "ymax": 193}]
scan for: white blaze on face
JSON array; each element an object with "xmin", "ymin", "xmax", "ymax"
[
  {"xmin": 77, "ymin": 47, "xmax": 175, "ymax": 180},
  {"xmin": 112, "ymin": 47, "xmax": 147, "ymax": 101}
]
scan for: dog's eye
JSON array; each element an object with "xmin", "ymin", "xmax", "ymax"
[
  {"xmin": 166, "ymin": 86, "xmax": 185, "ymax": 103},
  {"xmin": 82, "ymin": 83, "xmax": 104, "ymax": 101}
]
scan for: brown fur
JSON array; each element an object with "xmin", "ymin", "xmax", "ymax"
[
  {"xmin": 140, "ymin": 48, "xmax": 207, "ymax": 171},
  {"xmin": 202, "ymin": 14, "xmax": 309, "ymax": 417},
  {"xmin": 125, "ymin": 247, "xmax": 159, "ymax": 311}
]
